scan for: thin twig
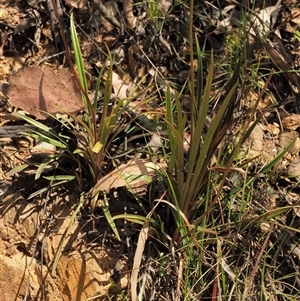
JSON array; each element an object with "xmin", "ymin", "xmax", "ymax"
[{"xmin": 242, "ymin": 225, "xmax": 273, "ymax": 300}]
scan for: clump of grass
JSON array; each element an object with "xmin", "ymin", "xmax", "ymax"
[
  {"xmin": 6, "ymin": 12, "xmax": 152, "ymax": 280},
  {"xmin": 8, "ymin": 16, "xmax": 129, "ymax": 190},
  {"xmin": 149, "ymin": 1, "xmax": 300, "ymax": 300},
  {"xmin": 7, "ymin": 14, "xmax": 136, "ymax": 241},
  {"xmin": 162, "ymin": 42, "xmax": 241, "ymax": 237}
]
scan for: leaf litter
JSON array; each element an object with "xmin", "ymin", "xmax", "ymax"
[
  {"xmin": 92, "ymin": 158, "xmax": 165, "ymax": 196},
  {"xmin": 3, "ymin": 65, "xmax": 84, "ymax": 120}
]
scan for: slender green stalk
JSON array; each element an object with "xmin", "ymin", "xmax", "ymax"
[{"xmin": 189, "ymin": 0, "xmax": 195, "ymax": 137}]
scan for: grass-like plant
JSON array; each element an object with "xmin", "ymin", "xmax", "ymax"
[
  {"xmin": 7, "ymin": 14, "xmax": 136, "ymax": 241},
  {"xmin": 149, "ymin": 2, "xmax": 300, "ymax": 300},
  {"xmin": 9, "ymin": 15, "xmax": 131, "ymax": 188},
  {"xmin": 162, "ymin": 44, "xmax": 241, "ymax": 240},
  {"xmin": 69, "ymin": 15, "xmax": 132, "ymax": 188}
]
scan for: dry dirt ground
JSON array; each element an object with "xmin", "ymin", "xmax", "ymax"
[{"xmin": 2, "ymin": 0, "xmax": 300, "ymax": 300}]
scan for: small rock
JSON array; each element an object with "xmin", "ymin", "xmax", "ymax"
[
  {"xmin": 282, "ymin": 114, "xmax": 300, "ymax": 131},
  {"xmin": 249, "ymin": 123, "xmax": 264, "ymax": 151},
  {"xmin": 286, "ymin": 160, "xmax": 300, "ymax": 178},
  {"xmin": 279, "ymin": 131, "xmax": 300, "ymax": 154}
]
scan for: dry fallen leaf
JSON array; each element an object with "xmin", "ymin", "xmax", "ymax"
[
  {"xmin": 123, "ymin": 0, "xmax": 137, "ymax": 29},
  {"xmin": 92, "ymin": 159, "xmax": 164, "ymax": 195},
  {"xmin": 157, "ymin": 0, "xmax": 172, "ymax": 15},
  {"xmin": 183, "ymin": 131, "xmax": 191, "ymax": 152},
  {"xmin": 3, "ymin": 65, "xmax": 84, "ymax": 120},
  {"xmin": 63, "ymin": 0, "xmax": 86, "ymax": 8},
  {"xmin": 128, "ymin": 44, "xmax": 146, "ymax": 80},
  {"xmin": 264, "ymin": 38, "xmax": 300, "ymax": 94},
  {"xmin": 257, "ymin": 95, "xmax": 273, "ymax": 110},
  {"xmin": 111, "ymin": 72, "xmax": 129, "ymax": 99},
  {"xmin": 250, "ymin": 4, "xmax": 281, "ymax": 37},
  {"xmin": 290, "ymin": 7, "xmax": 300, "ymax": 25},
  {"xmin": 31, "ymin": 141, "xmax": 57, "ymax": 156},
  {"xmin": 265, "ymin": 123, "xmax": 280, "ymax": 135}
]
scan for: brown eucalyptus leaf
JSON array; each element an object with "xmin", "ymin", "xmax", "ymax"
[
  {"xmin": 123, "ymin": 0, "xmax": 137, "ymax": 29},
  {"xmin": 128, "ymin": 44, "xmax": 143, "ymax": 78},
  {"xmin": 92, "ymin": 159, "xmax": 163, "ymax": 195},
  {"xmin": 250, "ymin": 4, "xmax": 281, "ymax": 36},
  {"xmin": 290, "ymin": 7, "xmax": 300, "ymax": 25},
  {"xmin": 264, "ymin": 39, "xmax": 300, "ymax": 94},
  {"xmin": 3, "ymin": 65, "xmax": 83, "ymax": 120},
  {"xmin": 111, "ymin": 71, "xmax": 129, "ymax": 99},
  {"xmin": 31, "ymin": 141, "xmax": 57, "ymax": 156}
]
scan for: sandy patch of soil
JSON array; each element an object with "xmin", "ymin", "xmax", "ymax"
[{"xmin": 0, "ymin": 187, "xmax": 130, "ymax": 301}]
